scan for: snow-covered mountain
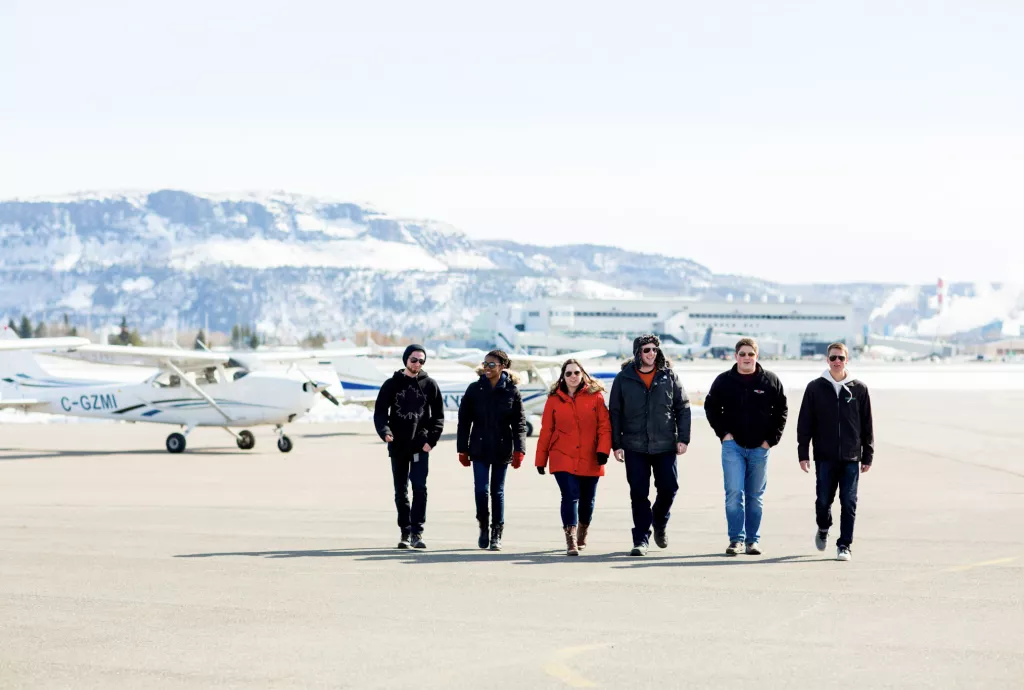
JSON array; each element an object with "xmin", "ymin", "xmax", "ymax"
[{"xmin": 0, "ymin": 189, "xmax": 981, "ymax": 342}]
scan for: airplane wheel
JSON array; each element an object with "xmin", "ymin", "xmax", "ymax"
[
  {"xmin": 277, "ymin": 435, "xmax": 293, "ymax": 453},
  {"xmin": 166, "ymin": 433, "xmax": 186, "ymax": 454},
  {"xmin": 236, "ymin": 430, "xmax": 255, "ymax": 450},
  {"xmin": 524, "ymin": 420, "xmax": 534, "ymax": 437}
]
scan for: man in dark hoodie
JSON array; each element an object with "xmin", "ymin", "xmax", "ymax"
[
  {"xmin": 797, "ymin": 342, "xmax": 874, "ymax": 562},
  {"xmin": 705, "ymin": 338, "xmax": 788, "ymax": 557},
  {"xmin": 373, "ymin": 344, "xmax": 444, "ymax": 550},
  {"xmin": 609, "ymin": 334, "xmax": 691, "ymax": 556}
]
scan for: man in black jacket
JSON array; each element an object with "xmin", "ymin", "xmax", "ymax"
[
  {"xmin": 705, "ymin": 338, "xmax": 788, "ymax": 556},
  {"xmin": 373, "ymin": 344, "xmax": 444, "ymax": 550},
  {"xmin": 796, "ymin": 342, "xmax": 874, "ymax": 562},
  {"xmin": 609, "ymin": 335, "xmax": 691, "ymax": 556}
]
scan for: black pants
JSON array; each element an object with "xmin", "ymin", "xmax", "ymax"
[
  {"xmin": 624, "ymin": 450, "xmax": 678, "ymax": 546},
  {"xmin": 815, "ymin": 460, "xmax": 859, "ymax": 547},
  {"xmin": 391, "ymin": 452, "xmax": 429, "ymax": 534}
]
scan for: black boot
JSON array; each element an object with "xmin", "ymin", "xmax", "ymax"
[
  {"xmin": 489, "ymin": 524, "xmax": 503, "ymax": 551},
  {"xmin": 477, "ymin": 519, "xmax": 490, "ymax": 549},
  {"xmin": 397, "ymin": 528, "xmax": 411, "ymax": 549}
]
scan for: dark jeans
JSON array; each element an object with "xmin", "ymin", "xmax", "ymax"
[
  {"xmin": 473, "ymin": 460, "xmax": 508, "ymax": 526},
  {"xmin": 553, "ymin": 472, "xmax": 600, "ymax": 527},
  {"xmin": 391, "ymin": 452, "xmax": 429, "ymax": 534},
  {"xmin": 624, "ymin": 450, "xmax": 678, "ymax": 546},
  {"xmin": 815, "ymin": 460, "xmax": 860, "ymax": 547}
]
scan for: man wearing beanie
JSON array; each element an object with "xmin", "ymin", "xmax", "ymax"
[
  {"xmin": 609, "ymin": 334, "xmax": 692, "ymax": 556},
  {"xmin": 373, "ymin": 344, "xmax": 444, "ymax": 549}
]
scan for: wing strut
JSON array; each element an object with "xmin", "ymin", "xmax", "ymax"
[{"xmin": 163, "ymin": 360, "xmax": 233, "ymax": 422}]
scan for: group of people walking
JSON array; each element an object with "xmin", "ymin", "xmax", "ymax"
[{"xmin": 373, "ymin": 336, "xmax": 874, "ymax": 561}]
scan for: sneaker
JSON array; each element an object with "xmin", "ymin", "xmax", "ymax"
[
  {"xmin": 653, "ymin": 527, "xmax": 668, "ymax": 549},
  {"xmin": 489, "ymin": 525, "xmax": 503, "ymax": 551},
  {"xmin": 725, "ymin": 541, "xmax": 742, "ymax": 556},
  {"xmin": 745, "ymin": 542, "xmax": 762, "ymax": 556},
  {"xmin": 836, "ymin": 545, "xmax": 851, "ymax": 562},
  {"xmin": 397, "ymin": 529, "xmax": 411, "ymax": 549},
  {"xmin": 410, "ymin": 533, "xmax": 426, "ymax": 549},
  {"xmin": 815, "ymin": 529, "xmax": 828, "ymax": 552},
  {"xmin": 629, "ymin": 542, "xmax": 648, "ymax": 557}
]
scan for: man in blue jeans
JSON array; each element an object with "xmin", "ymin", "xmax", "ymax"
[
  {"xmin": 705, "ymin": 338, "xmax": 788, "ymax": 556},
  {"xmin": 610, "ymin": 335, "xmax": 691, "ymax": 556}
]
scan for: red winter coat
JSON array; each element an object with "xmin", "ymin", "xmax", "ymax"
[{"xmin": 535, "ymin": 385, "xmax": 613, "ymax": 477}]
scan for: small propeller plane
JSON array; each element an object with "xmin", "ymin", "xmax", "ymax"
[{"xmin": 0, "ymin": 328, "xmax": 340, "ymax": 454}]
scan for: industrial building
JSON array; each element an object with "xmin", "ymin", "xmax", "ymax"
[{"xmin": 471, "ymin": 297, "xmax": 857, "ymax": 357}]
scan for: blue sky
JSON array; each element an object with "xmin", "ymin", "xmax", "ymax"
[{"xmin": 2, "ymin": 1, "xmax": 1021, "ymax": 284}]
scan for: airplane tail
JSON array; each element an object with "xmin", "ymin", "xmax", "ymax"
[
  {"xmin": 701, "ymin": 327, "xmax": 713, "ymax": 348},
  {"xmin": 328, "ymin": 356, "xmax": 389, "ymax": 400},
  {"xmin": 1, "ymin": 324, "xmax": 20, "ymax": 341},
  {"xmin": 0, "ymin": 349, "xmax": 54, "ymax": 388}
]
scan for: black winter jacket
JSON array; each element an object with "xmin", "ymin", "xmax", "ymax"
[
  {"xmin": 373, "ymin": 370, "xmax": 444, "ymax": 457},
  {"xmin": 797, "ymin": 375, "xmax": 874, "ymax": 465},
  {"xmin": 705, "ymin": 364, "xmax": 788, "ymax": 449},
  {"xmin": 609, "ymin": 363, "xmax": 691, "ymax": 455},
  {"xmin": 457, "ymin": 373, "xmax": 527, "ymax": 465}
]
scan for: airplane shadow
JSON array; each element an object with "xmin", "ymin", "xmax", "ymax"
[
  {"xmin": 0, "ymin": 448, "xmax": 241, "ymax": 460},
  {"xmin": 296, "ymin": 432, "xmax": 362, "ymax": 439},
  {"xmin": 173, "ymin": 548, "xmax": 827, "ymax": 567}
]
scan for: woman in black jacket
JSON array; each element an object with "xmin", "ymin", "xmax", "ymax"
[{"xmin": 457, "ymin": 350, "xmax": 527, "ymax": 551}]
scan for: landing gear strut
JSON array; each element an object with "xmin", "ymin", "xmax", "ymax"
[{"xmin": 275, "ymin": 425, "xmax": 293, "ymax": 453}]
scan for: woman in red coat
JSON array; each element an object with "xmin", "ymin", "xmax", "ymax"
[{"xmin": 535, "ymin": 359, "xmax": 612, "ymax": 556}]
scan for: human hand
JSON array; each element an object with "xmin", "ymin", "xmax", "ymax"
[
  {"xmin": 512, "ymin": 452, "xmax": 524, "ymax": 469},
  {"xmin": 458, "ymin": 453, "xmax": 471, "ymax": 467},
  {"xmin": 761, "ymin": 441, "xmax": 770, "ymax": 449},
  {"xmin": 615, "ymin": 449, "xmax": 625, "ymax": 463},
  {"xmin": 676, "ymin": 443, "xmax": 688, "ymax": 456},
  {"xmin": 384, "ymin": 434, "xmax": 394, "ymax": 443},
  {"xmin": 422, "ymin": 443, "xmax": 432, "ymax": 453},
  {"xmin": 723, "ymin": 433, "xmax": 734, "ymax": 442},
  {"xmin": 799, "ymin": 460, "xmax": 810, "ymax": 473},
  {"xmin": 537, "ymin": 466, "xmax": 545, "ymax": 475},
  {"xmin": 861, "ymin": 464, "xmax": 872, "ymax": 474},
  {"xmin": 597, "ymin": 452, "xmax": 608, "ymax": 466}
]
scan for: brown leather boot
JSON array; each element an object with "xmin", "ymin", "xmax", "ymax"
[
  {"xmin": 564, "ymin": 525, "xmax": 579, "ymax": 556},
  {"xmin": 577, "ymin": 522, "xmax": 590, "ymax": 551}
]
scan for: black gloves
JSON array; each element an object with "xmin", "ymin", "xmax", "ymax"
[
  {"xmin": 597, "ymin": 452, "xmax": 609, "ymax": 466},
  {"xmin": 537, "ymin": 466, "xmax": 545, "ymax": 475}
]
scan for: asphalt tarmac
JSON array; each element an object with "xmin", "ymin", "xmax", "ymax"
[{"xmin": 1, "ymin": 390, "xmax": 1022, "ymax": 689}]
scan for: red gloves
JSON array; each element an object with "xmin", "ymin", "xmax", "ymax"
[
  {"xmin": 458, "ymin": 453, "xmax": 471, "ymax": 467},
  {"xmin": 512, "ymin": 452, "xmax": 525, "ymax": 469}
]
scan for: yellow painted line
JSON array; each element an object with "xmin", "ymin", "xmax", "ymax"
[
  {"xmin": 945, "ymin": 556, "xmax": 1019, "ymax": 573},
  {"xmin": 543, "ymin": 644, "xmax": 607, "ymax": 688}
]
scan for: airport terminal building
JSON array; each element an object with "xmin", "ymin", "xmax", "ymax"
[{"xmin": 474, "ymin": 297, "xmax": 856, "ymax": 357}]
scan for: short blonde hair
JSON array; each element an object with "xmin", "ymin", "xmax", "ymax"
[
  {"xmin": 735, "ymin": 337, "xmax": 758, "ymax": 354},
  {"xmin": 827, "ymin": 342, "xmax": 849, "ymax": 357}
]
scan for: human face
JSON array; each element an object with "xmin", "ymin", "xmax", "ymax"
[
  {"xmin": 481, "ymin": 356, "xmax": 504, "ymax": 381},
  {"xmin": 828, "ymin": 348, "xmax": 847, "ymax": 377},
  {"xmin": 405, "ymin": 351, "xmax": 425, "ymax": 374},
  {"xmin": 735, "ymin": 347, "xmax": 758, "ymax": 374},
  {"xmin": 563, "ymin": 366, "xmax": 583, "ymax": 391},
  {"xmin": 640, "ymin": 344, "xmax": 658, "ymax": 368}
]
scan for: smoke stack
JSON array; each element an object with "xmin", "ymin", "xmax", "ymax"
[{"xmin": 937, "ymin": 278, "xmax": 947, "ymax": 314}]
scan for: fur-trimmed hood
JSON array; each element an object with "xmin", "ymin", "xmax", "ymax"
[
  {"xmin": 474, "ymin": 370, "xmax": 521, "ymax": 386},
  {"xmin": 623, "ymin": 334, "xmax": 671, "ymax": 371}
]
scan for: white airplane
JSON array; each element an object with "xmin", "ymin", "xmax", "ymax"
[
  {"xmin": 0, "ymin": 333, "xmax": 340, "ymax": 454},
  {"xmin": 330, "ymin": 349, "xmax": 608, "ymax": 436}
]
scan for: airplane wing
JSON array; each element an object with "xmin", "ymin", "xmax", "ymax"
[
  {"xmin": 453, "ymin": 349, "xmax": 607, "ymax": 371},
  {"xmin": 0, "ymin": 336, "xmax": 90, "ymax": 351},
  {"xmin": 0, "ymin": 398, "xmax": 47, "ymax": 411},
  {"xmin": 58, "ymin": 344, "xmax": 230, "ymax": 372}
]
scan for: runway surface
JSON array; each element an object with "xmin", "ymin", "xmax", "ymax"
[{"xmin": 1, "ymin": 389, "xmax": 1022, "ymax": 688}]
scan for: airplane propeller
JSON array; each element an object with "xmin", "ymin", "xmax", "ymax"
[{"xmin": 295, "ymin": 365, "xmax": 340, "ymax": 406}]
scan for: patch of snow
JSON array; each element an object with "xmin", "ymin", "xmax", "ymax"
[
  {"xmin": 440, "ymin": 251, "xmax": 497, "ymax": 270},
  {"xmin": 58, "ymin": 284, "xmax": 97, "ymax": 310},
  {"xmin": 574, "ymin": 279, "xmax": 641, "ymax": 300},
  {"xmin": 121, "ymin": 277, "xmax": 155, "ymax": 293}
]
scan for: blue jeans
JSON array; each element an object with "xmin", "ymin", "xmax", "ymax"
[
  {"xmin": 391, "ymin": 452, "xmax": 428, "ymax": 533},
  {"xmin": 473, "ymin": 461, "xmax": 508, "ymax": 526},
  {"xmin": 722, "ymin": 440, "xmax": 769, "ymax": 544},
  {"xmin": 553, "ymin": 472, "xmax": 599, "ymax": 527},
  {"xmin": 624, "ymin": 450, "xmax": 678, "ymax": 546}
]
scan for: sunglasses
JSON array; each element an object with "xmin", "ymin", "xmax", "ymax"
[
  {"xmin": 641, "ymin": 347, "xmax": 657, "ymax": 354},
  {"xmin": 407, "ymin": 357, "xmax": 425, "ymax": 364},
  {"xmin": 737, "ymin": 351, "xmax": 756, "ymax": 358},
  {"xmin": 564, "ymin": 371, "xmax": 582, "ymax": 378},
  {"xmin": 829, "ymin": 354, "xmax": 846, "ymax": 362},
  {"xmin": 481, "ymin": 361, "xmax": 500, "ymax": 369}
]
